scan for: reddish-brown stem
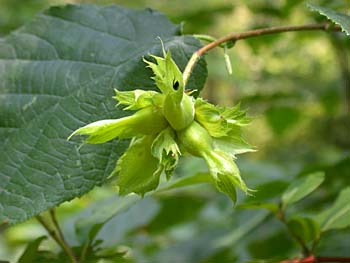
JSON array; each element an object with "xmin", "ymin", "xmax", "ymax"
[
  {"xmin": 280, "ymin": 255, "xmax": 350, "ymax": 263},
  {"xmin": 183, "ymin": 23, "xmax": 341, "ymax": 86},
  {"xmin": 318, "ymin": 257, "xmax": 350, "ymax": 262},
  {"xmin": 280, "ymin": 255, "xmax": 316, "ymax": 263}
]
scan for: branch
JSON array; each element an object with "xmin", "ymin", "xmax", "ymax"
[
  {"xmin": 280, "ymin": 255, "xmax": 315, "ymax": 263},
  {"xmin": 36, "ymin": 215, "xmax": 62, "ymax": 245},
  {"xmin": 49, "ymin": 209, "xmax": 78, "ymax": 263},
  {"xmin": 183, "ymin": 23, "xmax": 341, "ymax": 86},
  {"xmin": 280, "ymin": 255, "xmax": 350, "ymax": 263},
  {"xmin": 318, "ymin": 257, "xmax": 350, "ymax": 262},
  {"xmin": 36, "ymin": 212, "xmax": 78, "ymax": 263}
]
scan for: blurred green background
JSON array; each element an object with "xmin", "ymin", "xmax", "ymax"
[{"xmin": 0, "ymin": 0, "xmax": 349, "ymax": 262}]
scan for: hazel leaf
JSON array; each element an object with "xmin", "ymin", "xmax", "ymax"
[
  {"xmin": 281, "ymin": 172, "xmax": 325, "ymax": 209},
  {"xmin": 308, "ymin": 3, "xmax": 350, "ymax": 35},
  {"xmin": 316, "ymin": 187, "xmax": 350, "ymax": 232}
]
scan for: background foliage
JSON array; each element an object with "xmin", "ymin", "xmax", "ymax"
[{"xmin": 0, "ymin": 0, "xmax": 349, "ymax": 262}]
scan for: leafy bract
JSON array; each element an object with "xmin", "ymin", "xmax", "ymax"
[
  {"xmin": 68, "ymin": 107, "xmax": 168, "ymax": 143},
  {"xmin": 114, "ymin": 89, "xmax": 164, "ymax": 110},
  {"xmin": 70, "ymin": 45, "xmax": 253, "ymax": 202},
  {"xmin": 281, "ymin": 172, "xmax": 325, "ymax": 209},
  {"xmin": 144, "ymin": 49, "xmax": 184, "ymax": 95},
  {"xmin": 204, "ymin": 150, "xmax": 250, "ymax": 202},
  {"xmin": 151, "ymin": 127, "xmax": 180, "ymax": 178},
  {"xmin": 0, "ymin": 4, "xmax": 207, "ymax": 225},
  {"xmin": 316, "ymin": 187, "xmax": 350, "ymax": 232},
  {"xmin": 114, "ymin": 136, "xmax": 162, "ymax": 196},
  {"xmin": 144, "ymin": 49, "xmax": 196, "ymax": 130},
  {"xmin": 215, "ymin": 173, "xmax": 238, "ymax": 203},
  {"xmin": 195, "ymin": 98, "xmax": 251, "ymax": 138},
  {"xmin": 308, "ymin": 3, "xmax": 350, "ymax": 35},
  {"xmin": 213, "ymin": 136, "xmax": 256, "ymax": 158}
]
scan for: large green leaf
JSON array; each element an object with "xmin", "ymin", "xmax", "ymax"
[
  {"xmin": 308, "ymin": 3, "xmax": 350, "ymax": 36},
  {"xmin": 281, "ymin": 172, "xmax": 325, "ymax": 208},
  {"xmin": 316, "ymin": 187, "xmax": 350, "ymax": 232},
  {"xmin": 0, "ymin": 4, "xmax": 207, "ymax": 225}
]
